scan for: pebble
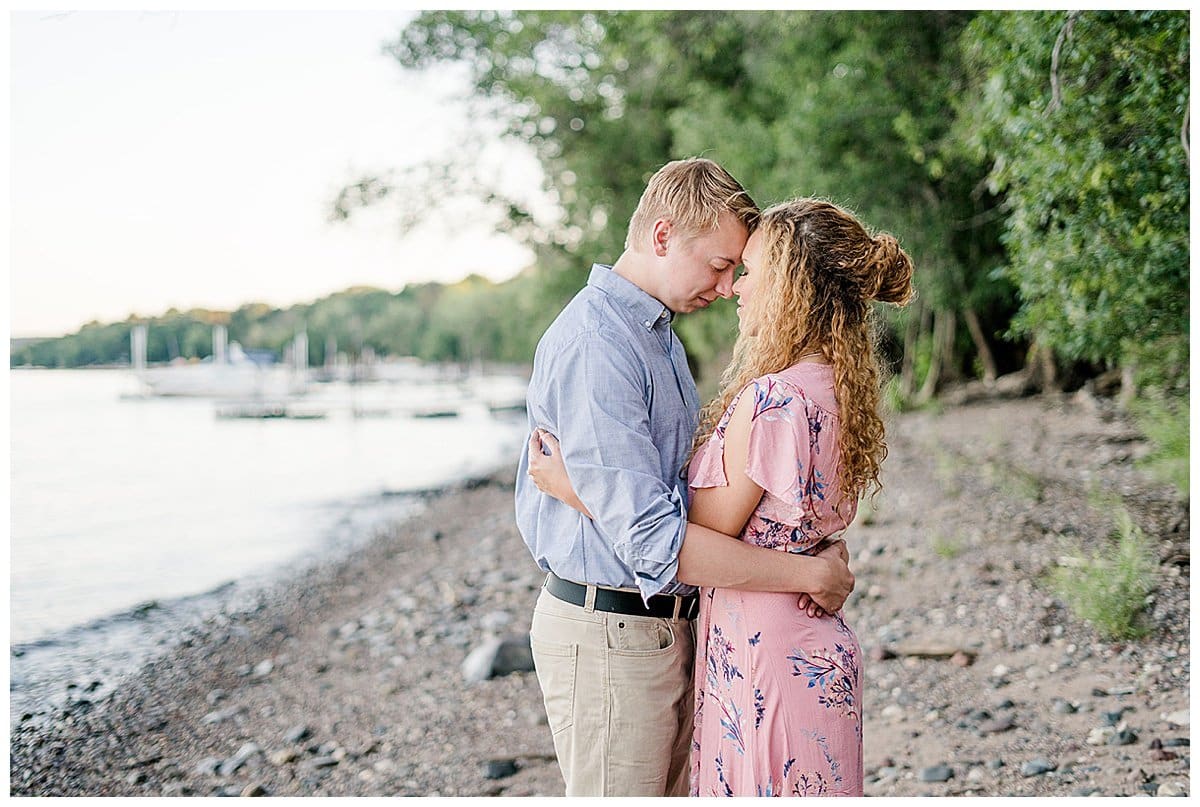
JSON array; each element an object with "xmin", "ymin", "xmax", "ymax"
[
  {"xmin": 1052, "ymin": 698, "xmax": 1078, "ymax": 715},
  {"xmin": 987, "ymin": 759, "xmax": 1005, "ymax": 770},
  {"xmin": 241, "ymin": 782, "xmax": 268, "ymax": 797},
  {"xmin": 252, "ymin": 659, "xmax": 274, "ymax": 678},
  {"xmin": 483, "ymin": 758, "xmax": 519, "ymax": 780},
  {"xmin": 1157, "ymin": 782, "xmax": 1188, "ymax": 797},
  {"xmin": 284, "ymin": 724, "xmax": 312, "ymax": 744},
  {"xmin": 301, "ymin": 756, "xmax": 339, "ymax": 769},
  {"xmin": 201, "ymin": 706, "xmax": 242, "ymax": 725},
  {"xmin": 1108, "ymin": 729, "xmax": 1139, "ymax": 746},
  {"xmin": 995, "ymin": 698, "xmax": 1016, "ymax": 710},
  {"xmin": 1071, "ymin": 787, "xmax": 1099, "ymax": 796},
  {"xmin": 1102, "ymin": 707, "xmax": 1131, "ymax": 726},
  {"xmin": 205, "ymin": 689, "xmax": 226, "ymax": 706},
  {"xmin": 1162, "ymin": 738, "xmax": 1189, "ymax": 748},
  {"xmin": 1020, "ymin": 758, "xmax": 1056, "ymax": 777},
  {"xmin": 1163, "ymin": 710, "xmax": 1189, "ymax": 726},
  {"xmin": 919, "ymin": 764, "xmax": 953, "ymax": 783},
  {"xmin": 979, "ymin": 714, "xmax": 1016, "ymax": 734},
  {"xmin": 125, "ymin": 771, "xmax": 146, "ymax": 786},
  {"xmin": 881, "ymin": 704, "xmax": 904, "ymax": 720},
  {"xmin": 1087, "ymin": 727, "xmax": 1116, "ymax": 746},
  {"xmin": 268, "ymin": 748, "xmax": 299, "ymax": 765},
  {"xmin": 217, "ymin": 742, "xmax": 261, "ymax": 777},
  {"xmin": 193, "ymin": 756, "xmax": 222, "ymax": 777},
  {"xmin": 966, "ymin": 767, "xmax": 986, "ymax": 782}
]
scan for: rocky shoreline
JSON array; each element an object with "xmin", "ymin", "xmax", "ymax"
[{"xmin": 9, "ymin": 392, "xmax": 1190, "ymax": 797}]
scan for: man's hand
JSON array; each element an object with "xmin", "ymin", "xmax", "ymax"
[{"xmin": 797, "ymin": 540, "xmax": 853, "ymax": 618}]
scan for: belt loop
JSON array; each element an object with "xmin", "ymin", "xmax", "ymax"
[
  {"xmin": 672, "ymin": 596, "xmax": 682, "ymax": 620},
  {"xmin": 583, "ymin": 584, "xmax": 597, "ymax": 613}
]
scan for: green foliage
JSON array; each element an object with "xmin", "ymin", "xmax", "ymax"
[
  {"xmin": 1132, "ymin": 393, "xmax": 1189, "ymax": 497},
  {"xmin": 929, "ymin": 533, "xmax": 964, "ymax": 559},
  {"xmin": 1051, "ymin": 506, "xmax": 1158, "ymax": 640},
  {"xmin": 958, "ymin": 11, "xmax": 1189, "ymax": 367}
]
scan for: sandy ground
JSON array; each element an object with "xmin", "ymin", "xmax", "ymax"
[{"xmin": 9, "ymin": 391, "xmax": 1190, "ymax": 796}]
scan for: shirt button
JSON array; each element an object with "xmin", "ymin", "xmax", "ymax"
[{"xmin": 643, "ymin": 321, "xmax": 652, "ymax": 328}]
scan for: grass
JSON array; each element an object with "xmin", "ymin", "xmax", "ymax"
[
  {"xmin": 929, "ymin": 533, "xmax": 964, "ymax": 559},
  {"xmin": 1131, "ymin": 394, "xmax": 1189, "ymax": 498},
  {"xmin": 983, "ymin": 460, "xmax": 1043, "ymax": 502},
  {"xmin": 1050, "ymin": 506, "xmax": 1158, "ymax": 641}
]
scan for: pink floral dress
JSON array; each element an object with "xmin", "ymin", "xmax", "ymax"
[{"xmin": 688, "ymin": 363, "xmax": 863, "ymax": 797}]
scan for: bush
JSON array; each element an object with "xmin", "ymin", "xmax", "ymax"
[{"xmin": 1051, "ymin": 507, "xmax": 1157, "ymax": 640}]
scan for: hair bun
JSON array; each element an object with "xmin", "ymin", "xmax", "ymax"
[{"xmin": 867, "ymin": 233, "xmax": 914, "ymax": 305}]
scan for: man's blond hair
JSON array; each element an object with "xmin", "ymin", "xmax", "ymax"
[{"xmin": 625, "ymin": 158, "xmax": 759, "ymax": 250}]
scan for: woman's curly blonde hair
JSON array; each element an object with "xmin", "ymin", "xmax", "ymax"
[{"xmin": 690, "ymin": 198, "xmax": 914, "ymax": 503}]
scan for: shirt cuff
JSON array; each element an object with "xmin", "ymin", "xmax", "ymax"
[{"xmin": 629, "ymin": 495, "xmax": 688, "ymax": 603}]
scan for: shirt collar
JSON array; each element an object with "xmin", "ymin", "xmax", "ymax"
[{"xmin": 587, "ymin": 263, "xmax": 673, "ymax": 331}]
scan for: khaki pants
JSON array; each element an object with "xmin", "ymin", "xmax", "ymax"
[{"xmin": 529, "ymin": 584, "xmax": 696, "ymax": 796}]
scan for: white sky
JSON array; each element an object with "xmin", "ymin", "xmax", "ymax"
[{"xmin": 10, "ymin": 10, "xmax": 545, "ymax": 338}]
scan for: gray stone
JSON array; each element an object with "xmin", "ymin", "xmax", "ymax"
[
  {"xmin": 462, "ymin": 635, "xmax": 535, "ymax": 683},
  {"xmin": 125, "ymin": 771, "xmax": 146, "ymax": 785},
  {"xmin": 268, "ymin": 748, "xmax": 299, "ymax": 765},
  {"xmin": 1071, "ymin": 787, "xmax": 1099, "ymax": 797},
  {"xmin": 205, "ymin": 689, "xmax": 226, "ymax": 706},
  {"xmin": 987, "ymin": 759, "xmax": 1005, "ymax": 770},
  {"xmin": 217, "ymin": 742, "xmax": 261, "ymax": 777},
  {"xmin": 301, "ymin": 756, "xmax": 339, "ymax": 769},
  {"xmin": 919, "ymin": 764, "xmax": 954, "ymax": 783},
  {"xmin": 284, "ymin": 724, "xmax": 312, "ymax": 744},
  {"xmin": 193, "ymin": 757, "xmax": 222, "ymax": 777},
  {"xmin": 241, "ymin": 782, "xmax": 269, "ymax": 797},
  {"xmin": 1108, "ymin": 729, "xmax": 1138, "ymax": 746},
  {"xmin": 1021, "ymin": 758, "xmax": 1056, "ymax": 777},
  {"xmin": 1163, "ymin": 710, "xmax": 1189, "ymax": 726},
  {"xmin": 980, "ymin": 714, "xmax": 1016, "ymax": 734},
  {"xmin": 1163, "ymin": 738, "xmax": 1189, "ymax": 747},
  {"xmin": 201, "ymin": 706, "xmax": 242, "ymax": 725},
  {"xmin": 484, "ymin": 758, "xmax": 519, "ymax": 780},
  {"xmin": 162, "ymin": 783, "xmax": 192, "ymax": 796},
  {"xmin": 1157, "ymin": 782, "xmax": 1188, "ymax": 797},
  {"xmin": 1052, "ymin": 698, "xmax": 1078, "ymax": 715},
  {"xmin": 252, "ymin": 659, "xmax": 274, "ymax": 678}
]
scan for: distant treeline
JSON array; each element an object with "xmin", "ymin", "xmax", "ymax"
[{"xmin": 11, "ymin": 274, "xmax": 556, "ymax": 370}]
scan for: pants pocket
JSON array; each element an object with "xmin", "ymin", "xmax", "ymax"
[
  {"xmin": 530, "ymin": 636, "xmax": 577, "ymax": 736},
  {"xmin": 606, "ymin": 615, "xmax": 676, "ymax": 655}
]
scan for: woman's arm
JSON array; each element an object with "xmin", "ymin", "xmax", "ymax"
[{"xmin": 526, "ymin": 422, "xmax": 854, "ymax": 612}]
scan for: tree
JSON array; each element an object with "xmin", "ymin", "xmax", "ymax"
[{"xmin": 957, "ymin": 11, "xmax": 1189, "ymax": 381}]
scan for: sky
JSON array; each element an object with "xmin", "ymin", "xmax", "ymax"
[{"xmin": 9, "ymin": 10, "xmax": 547, "ymax": 338}]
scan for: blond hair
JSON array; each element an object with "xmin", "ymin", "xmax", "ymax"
[
  {"xmin": 691, "ymin": 198, "xmax": 914, "ymax": 504},
  {"xmin": 625, "ymin": 158, "xmax": 759, "ymax": 250}
]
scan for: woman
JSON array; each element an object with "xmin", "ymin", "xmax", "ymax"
[{"xmin": 529, "ymin": 198, "xmax": 914, "ymax": 796}]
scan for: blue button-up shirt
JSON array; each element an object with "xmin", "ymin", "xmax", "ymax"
[{"xmin": 515, "ymin": 264, "xmax": 701, "ymax": 601}]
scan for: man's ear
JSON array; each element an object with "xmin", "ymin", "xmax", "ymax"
[{"xmin": 651, "ymin": 218, "xmax": 672, "ymax": 257}]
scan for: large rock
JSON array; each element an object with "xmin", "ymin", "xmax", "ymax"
[{"xmin": 462, "ymin": 635, "xmax": 535, "ymax": 683}]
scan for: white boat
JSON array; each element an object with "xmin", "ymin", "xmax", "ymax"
[{"xmin": 132, "ymin": 325, "xmax": 309, "ymax": 400}]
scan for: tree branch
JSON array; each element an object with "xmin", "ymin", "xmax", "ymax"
[
  {"xmin": 1182, "ymin": 98, "xmax": 1190, "ymax": 165},
  {"xmin": 1045, "ymin": 11, "xmax": 1081, "ymax": 117}
]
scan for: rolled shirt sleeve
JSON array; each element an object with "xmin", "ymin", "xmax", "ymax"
[{"xmin": 538, "ymin": 330, "xmax": 688, "ymax": 601}]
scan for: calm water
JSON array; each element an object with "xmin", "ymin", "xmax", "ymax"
[{"xmin": 9, "ymin": 368, "xmax": 527, "ymax": 721}]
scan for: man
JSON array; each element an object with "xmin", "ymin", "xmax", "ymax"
[{"xmin": 514, "ymin": 158, "xmax": 853, "ymax": 796}]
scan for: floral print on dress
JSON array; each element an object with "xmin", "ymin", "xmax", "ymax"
[{"xmin": 688, "ymin": 364, "xmax": 863, "ymax": 797}]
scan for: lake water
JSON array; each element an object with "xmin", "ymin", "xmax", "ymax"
[{"xmin": 9, "ymin": 368, "xmax": 528, "ymax": 722}]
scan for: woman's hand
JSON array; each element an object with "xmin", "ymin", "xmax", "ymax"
[
  {"xmin": 528, "ymin": 429, "xmax": 592, "ymax": 518},
  {"xmin": 798, "ymin": 540, "xmax": 852, "ymax": 618}
]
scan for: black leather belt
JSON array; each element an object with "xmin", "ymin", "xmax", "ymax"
[{"xmin": 545, "ymin": 572, "xmax": 699, "ymax": 620}]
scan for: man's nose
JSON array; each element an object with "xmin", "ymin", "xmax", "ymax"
[{"xmin": 715, "ymin": 272, "xmax": 735, "ymax": 299}]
